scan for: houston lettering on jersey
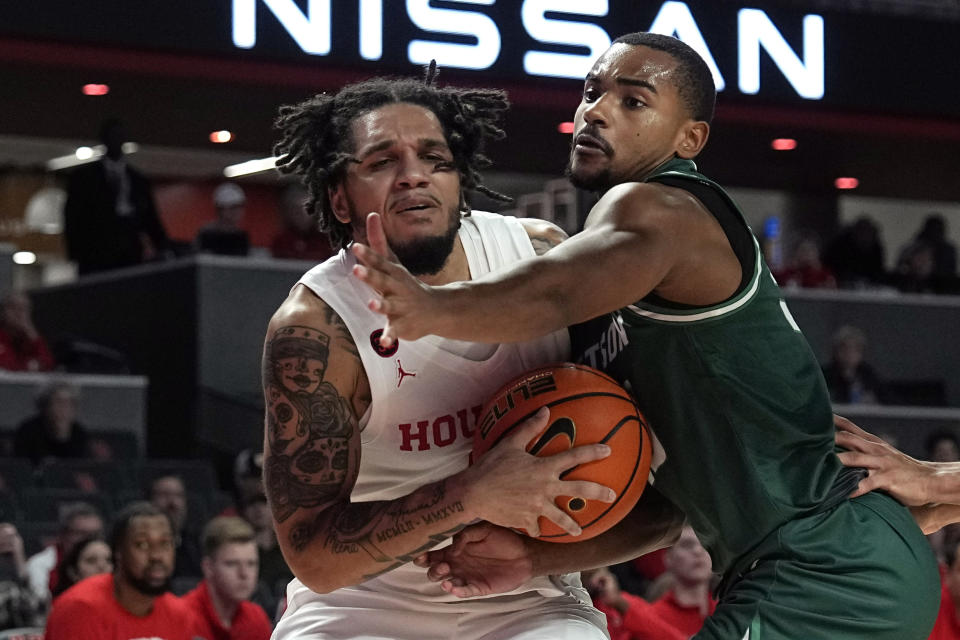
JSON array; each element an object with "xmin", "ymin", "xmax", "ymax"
[{"xmin": 398, "ymin": 405, "xmax": 484, "ymax": 451}]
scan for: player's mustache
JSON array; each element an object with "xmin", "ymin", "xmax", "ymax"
[{"xmin": 574, "ymin": 126, "xmax": 614, "ymax": 156}]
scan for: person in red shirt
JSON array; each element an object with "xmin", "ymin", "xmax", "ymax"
[
  {"xmin": 582, "ymin": 565, "xmax": 686, "ymax": 640},
  {"xmin": 583, "ymin": 526, "xmax": 715, "ymax": 640},
  {"xmin": 270, "ymin": 185, "xmax": 334, "ymax": 263},
  {"xmin": 773, "ymin": 233, "xmax": 837, "ymax": 290},
  {"xmin": 45, "ymin": 501, "xmax": 199, "ymax": 640},
  {"xmin": 649, "ymin": 526, "xmax": 717, "ymax": 637},
  {"xmin": 930, "ymin": 529, "xmax": 960, "ymax": 639},
  {"xmin": 182, "ymin": 516, "xmax": 272, "ymax": 640},
  {"xmin": 0, "ymin": 291, "xmax": 55, "ymax": 372}
]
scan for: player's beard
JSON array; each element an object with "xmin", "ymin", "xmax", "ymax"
[
  {"xmin": 126, "ymin": 571, "xmax": 172, "ymax": 596},
  {"xmin": 565, "ymin": 148, "xmax": 617, "ymax": 193},
  {"xmin": 565, "ymin": 125, "xmax": 618, "ymax": 192},
  {"xmin": 352, "ymin": 203, "xmax": 462, "ymax": 276},
  {"xmin": 565, "ymin": 162, "xmax": 614, "ymax": 193}
]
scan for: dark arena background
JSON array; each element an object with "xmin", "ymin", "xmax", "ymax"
[{"xmin": 0, "ymin": 0, "xmax": 958, "ymax": 637}]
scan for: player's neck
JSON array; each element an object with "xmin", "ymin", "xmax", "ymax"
[{"xmin": 417, "ymin": 236, "xmax": 470, "ymax": 287}]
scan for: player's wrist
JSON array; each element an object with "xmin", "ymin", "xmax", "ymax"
[
  {"xmin": 524, "ymin": 537, "xmax": 558, "ymax": 578},
  {"xmin": 444, "ymin": 471, "xmax": 482, "ymax": 523},
  {"xmin": 929, "ymin": 462, "xmax": 960, "ymax": 504}
]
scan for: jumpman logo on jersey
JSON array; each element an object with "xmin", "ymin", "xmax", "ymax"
[{"xmin": 396, "ymin": 360, "xmax": 417, "ymax": 388}]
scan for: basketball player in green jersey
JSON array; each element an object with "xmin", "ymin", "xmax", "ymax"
[{"xmin": 352, "ymin": 32, "xmax": 940, "ymax": 639}]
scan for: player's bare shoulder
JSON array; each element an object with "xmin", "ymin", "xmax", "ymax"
[
  {"xmin": 263, "ymin": 284, "xmax": 367, "ymax": 417},
  {"xmin": 588, "ymin": 181, "xmax": 711, "ymax": 237},
  {"xmin": 266, "ymin": 285, "xmax": 358, "ymax": 361},
  {"xmin": 519, "ymin": 217, "xmax": 569, "ymax": 255}
]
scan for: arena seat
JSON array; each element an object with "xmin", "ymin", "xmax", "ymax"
[
  {"xmin": 39, "ymin": 459, "xmax": 132, "ymax": 493},
  {"xmin": 18, "ymin": 487, "xmax": 113, "ymax": 523}
]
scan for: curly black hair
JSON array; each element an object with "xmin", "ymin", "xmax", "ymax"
[{"xmin": 273, "ymin": 63, "xmax": 512, "ymax": 249}]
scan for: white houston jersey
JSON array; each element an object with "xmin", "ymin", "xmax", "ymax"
[{"xmin": 286, "ymin": 210, "xmax": 579, "ymax": 614}]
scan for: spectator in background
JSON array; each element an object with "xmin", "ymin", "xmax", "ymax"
[
  {"xmin": 197, "ymin": 183, "xmax": 250, "ymax": 256},
  {"xmin": 929, "ymin": 525, "xmax": 960, "ymax": 640},
  {"xmin": 232, "ymin": 449, "xmax": 292, "ymax": 617},
  {"xmin": 63, "ymin": 118, "xmax": 170, "ymax": 275},
  {"xmin": 0, "ymin": 523, "xmax": 46, "ymax": 630},
  {"xmin": 44, "ymin": 502, "xmax": 197, "ymax": 640},
  {"xmin": 582, "ymin": 527, "xmax": 715, "ymax": 640},
  {"xmin": 182, "ymin": 517, "xmax": 272, "ymax": 640},
  {"xmin": 928, "ymin": 430, "xmax": 960, "ymax": 464},
  {"xmin": 0, "ymin": 291, "xmax": 55, "ymax": 372},
  {"xmin": 923, "ymin": 431, "xmax": 960, "ymax": 568},
  {"xmin": 773, "ymin": 232, "xmax": 836, "ymax": 289},
  {"xmin": 650, "ymin": 526, "xmax": 716, "ymax": 637},
  {"xmin": 148, "ymin": 475, "xmax": 203, "ymax": 579},
  {"xmin": 14, "ymin": 382, "xmax": 89, "ymax": 465},
  {"xmin": 608, "ymin": 549, "xmax": 667, "ymax": 604},
  {"xmin": 581, "ymin": 566, "xmax": 685, "ymax": 640},
  {"xmin": 892, "ymin": 241, "xmax": 939, "ymax": 294},
  {"xmin": 50, "ymin": 536, "xmax": 112, "ymax": 599},
  {"xmin": 270, "ymin": 185, "xmax": 334, "ymax": 262},
  {"xmin": 821, "ymin": 325, "xmax": 884, "ymax": 404},
  {"xmin": 823, "ymin": 216, "xmax": 887, "ymax": 288},
  {"xmin": 25, "ymin": 502, "xmax": 103, "ymax": 605},
  {"xmin": 905, "ymin": 214, "xmax": 957, "ymax": 278}
]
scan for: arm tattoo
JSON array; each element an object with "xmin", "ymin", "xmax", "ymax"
[
  {"xmin": 287, "ymin": 479, "xmax": 467, "ymax": 579},
  {"xmin": 263, "ymin": 314, "xmax": 468, "ymax": 576},
  {"xmin": 322, "ymin": 305, "xmax": 359, "ymax": 359},
  {"xmin": 263, "ymin": 324, "xmax": 358, "ymax": 524}
]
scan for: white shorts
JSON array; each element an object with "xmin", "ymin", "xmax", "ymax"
[{"xmin": 272, "ymin": 587, "xmax": 609, "ymax": 640}]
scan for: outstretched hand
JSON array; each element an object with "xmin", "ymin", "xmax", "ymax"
[
  {"xmin": 351, "ymin": 212, "xmax": 442, "ymax": 347},
  {"xmin": 834, "ymin": 414, "xmax": 934, "ymax": 506},
  {"xmin": 414, "ymin": 522, "xmax": 535, "ymax": 598}
]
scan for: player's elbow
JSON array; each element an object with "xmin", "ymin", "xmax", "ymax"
[
  {"xmin": 280, "ymin": 548, "xmax": 345, "ymax": 595},
  {"xmin": 545, "ymin": 285, "xmax": 580, "ymax": 334},
  {"xmin": 274, "ymin": 521, "xmax": 346, "ymax": 594},
  {"xmin": 295, "ymin": 571, "xmax": 340, "ymax": 595}
]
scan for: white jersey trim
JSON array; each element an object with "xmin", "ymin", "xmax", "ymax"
[{"xmin": 626, "ymin": 236, "xmax": 763, "ymax": 323}]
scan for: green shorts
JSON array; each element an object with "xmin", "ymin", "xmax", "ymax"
[{"xmin": 696, "ymin": 491, "xmax": 939, "ymax": 640}]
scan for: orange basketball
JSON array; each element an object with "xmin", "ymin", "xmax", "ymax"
[{"xmin": 473, "ymin": 363, "xmax": 653, "ymax": 543}]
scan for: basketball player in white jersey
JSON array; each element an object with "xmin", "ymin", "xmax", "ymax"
[{"xmin": 263, "ymin": 68, "xmax": 683, "ymax": 639}]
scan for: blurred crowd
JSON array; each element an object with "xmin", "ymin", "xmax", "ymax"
[
  {"xmin": 772, "ymin": 214, "xmax": 959, "ymax": 295},
  {"xmin": 28, "ymin": 119, "xmax": 959, "ymax": 297},
  {"xmin": 0, "ymin": 429, "xmax": 290, "ymax": 637}
]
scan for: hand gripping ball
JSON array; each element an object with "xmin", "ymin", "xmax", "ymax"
[{"xmin": 473, "ymin": 363, "xmax": 653, "ymax": 542}]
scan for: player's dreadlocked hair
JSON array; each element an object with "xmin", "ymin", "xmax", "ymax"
[{"xmin": 273, "ymin": 62, "xmax": 512, "ymax": 250}]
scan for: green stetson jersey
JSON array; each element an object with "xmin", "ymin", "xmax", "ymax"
[{"xmin": 570, "ymin": 157, "xmax": 847, "ymax": 575}]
